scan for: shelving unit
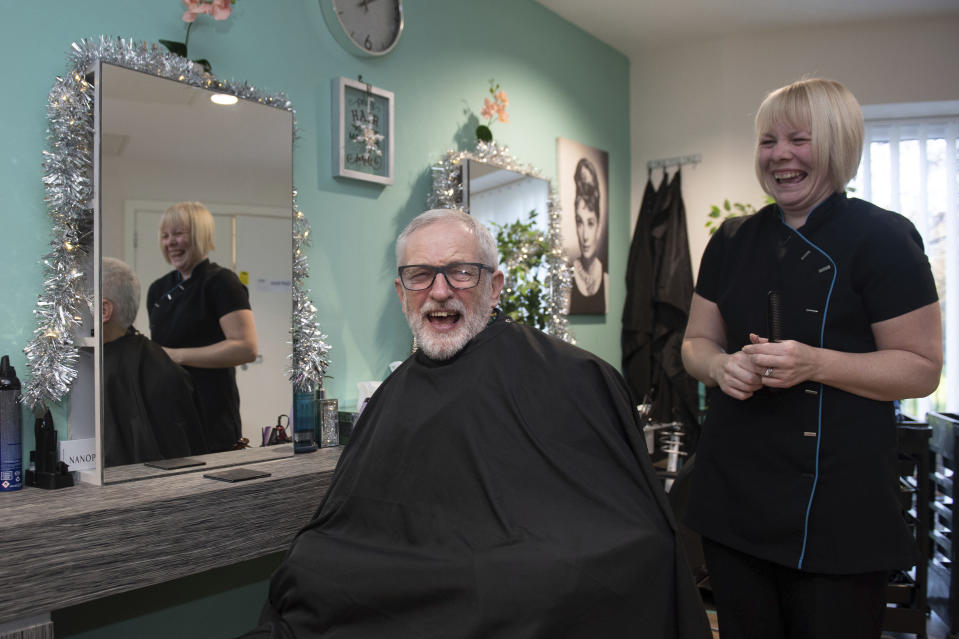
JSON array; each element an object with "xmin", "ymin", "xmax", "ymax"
[
  {"xmin": 884, "ymin": 420, "xmax": 932, "ymax": 638},
  {"xmin": 928, "ymin": 412, "xmax": 959, "ymax": 639}
]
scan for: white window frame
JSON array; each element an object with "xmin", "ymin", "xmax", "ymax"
[{"xmin": 851, "ymin": 101, "xmax": 959, "ymax": 416}]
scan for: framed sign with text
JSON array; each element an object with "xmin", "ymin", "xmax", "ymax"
[{"xmin": 332, "ymin": 77, "xmax": 394, "ymax": 185}]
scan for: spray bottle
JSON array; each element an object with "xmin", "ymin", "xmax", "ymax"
[{"xmin": 0, "ymin": 355, "xmax": 23, "ymax": 491}]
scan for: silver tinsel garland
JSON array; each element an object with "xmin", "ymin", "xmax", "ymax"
[
  {"xmin": 428, "ymin": 141, "xmax": 574, "ymax": 344},
  {"xmin": 23, "ymin": 36, "xmax": 331, "ymax": 407},
  {"xmin": 291, "ymin": 196, "xmax": 333, "ymax": 392}
]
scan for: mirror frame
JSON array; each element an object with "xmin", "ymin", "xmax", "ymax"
[
  {"xmin": 428, "ymin": 141, "xmax": 575, "ymax": 343},
  {"xmin": 23, "ymin": 37, "xmax": 331, "ymax": 483}
]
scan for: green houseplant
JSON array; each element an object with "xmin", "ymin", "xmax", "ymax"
[{"xmin": 490, "ymin": 210, "xmax": 550, "ymax": 330}]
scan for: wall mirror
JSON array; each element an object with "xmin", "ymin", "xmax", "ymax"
[
  {"xmin": 98, "ymin": 62, "xmax": 294, "ymax": 483},
  {"xmin": 24, "ymin": 39, "xmax": 327, "ymax": 486},
  {"xmin": 429, "ymin": 143, "xmax": 574, "ymax": 342}
]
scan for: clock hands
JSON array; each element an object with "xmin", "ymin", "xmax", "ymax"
[{"xmin": 358, "ymin": 0, "xmax": 379, "ymax": 13}]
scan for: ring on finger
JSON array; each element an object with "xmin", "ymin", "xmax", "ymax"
[{"xmin": 763, "ymin": 367, "xmax": 774, "ymax": 378}]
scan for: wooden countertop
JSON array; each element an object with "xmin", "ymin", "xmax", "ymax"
[{"xmin": 0, "ymin": 448, "xmax": 341, "ymax": 624}]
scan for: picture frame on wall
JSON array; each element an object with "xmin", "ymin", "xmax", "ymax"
[
  {"xmin": 332, "ymin": 77, "xmax": 395, "ymax": 185},
  {"xmin": 557, "ymin": 137, "xmax": 610, "ymax": 315}
]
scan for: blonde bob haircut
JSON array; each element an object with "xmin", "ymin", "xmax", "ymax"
[
  {"xmin": 754, "ymin": 78, "xmax": 864, "ymax": 196},
  {"xmin": 158, "ymin": 201, "xmax": 216, "ymax": 262}
]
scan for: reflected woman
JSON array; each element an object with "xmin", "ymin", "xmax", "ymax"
[
  {"xmin": 569, "ymin": 157, "xmax": 607, "ymax": 314},
  {"xmin": 147, "ymin": 201, "xmax": 258, "ymax": 453}
]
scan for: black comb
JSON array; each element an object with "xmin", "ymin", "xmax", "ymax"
[{"xmin": 767, "ymin": 290, "xmax": 783, "ymax": 343}]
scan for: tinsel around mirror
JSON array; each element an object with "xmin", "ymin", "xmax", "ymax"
[
  {"xmin": 22, "ymin": 36, "xmax": 331, "ymax": 408},
  {"xmin": 428, "ymin": 141, "xmax": 574, "ymax": 344}
]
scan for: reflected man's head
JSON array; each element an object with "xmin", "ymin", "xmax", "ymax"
[
  {"xmin": 102, "ymin": 257, "xmax": 140, "ymax": 342},
  {"xmin": 394, "ymin": 209, "xmax": 504, "ymax": 360}
]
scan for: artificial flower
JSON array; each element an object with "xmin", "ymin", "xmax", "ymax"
[
  {"xmin": 182, "ymin": 0, "xmax": 233, "ymax": 22},
  {"xmin": 161, "ymin": 0, "xmax": 236, "ymax": 73},
  {"xmin": 209, "ymin": 0, "xmax": 233, "ymax": 20},
  {"xmin": 481, "ymin": 98, "xmax": 496, "ymax": 121},
  {"xmin": 476, "ymin": 79, "xmax": 509, "ymax": 142}
]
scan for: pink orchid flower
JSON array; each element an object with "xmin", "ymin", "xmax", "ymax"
[
  {"xmin": 495, "ymin": 90, "xmax": 509, "ymax": 106},
  {"xmin": 182, "ymin": 0, "xmax": 233, "ymax": 23},
  {"xmin": 182, "ymin": 0, "xmax": 210, "ymax": 22},
  {"xmin": 210, "ymin": 0, "xmax": 233, "ymax": 20},
  {"xmin": 481, "ymin": 98, "xmax": 496, "ymax": 121}
]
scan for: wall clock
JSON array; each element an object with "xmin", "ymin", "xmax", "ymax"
[{"xmin": 320, "ymin": 0, "xmax": 404, "ymax": 57}]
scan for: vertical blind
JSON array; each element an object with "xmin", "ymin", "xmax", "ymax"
[{"xmin": 850, "ymin": 108, "xmax": 959, "ymax": 415}]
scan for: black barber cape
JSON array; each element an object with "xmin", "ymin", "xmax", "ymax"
[
  {"xmin": 242, "ymin": 315, "xmax": 710, "ymax": 639},
  {"xmin": 102, "ymin": 328, "xmax": 207, "ymax": 466}
]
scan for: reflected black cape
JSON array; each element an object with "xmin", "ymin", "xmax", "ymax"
[
  {"xmin": 242, "ymin": 317, "xmax": 709, "ymax": 638},
  {"xmin": 102, "ymin": 329, "xmax": 207, "ymax": 466}
]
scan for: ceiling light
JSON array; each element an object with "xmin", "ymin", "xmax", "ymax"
[{"xmin": 210, "ymin": 93, "xmax": 238, "ymax": 106}]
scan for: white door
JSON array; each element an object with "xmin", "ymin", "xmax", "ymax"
[
  {"xmin": 234, "ymin": 214, "xmax": 293, "ymax": 443},
  {"xmin": 131, "ymin": 208, "xmax": 292, "ymax": 445}
]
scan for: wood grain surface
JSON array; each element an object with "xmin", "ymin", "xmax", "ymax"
[{"xmin": 0, "ymin": 448, "xmax": 341, "ymax": 625}]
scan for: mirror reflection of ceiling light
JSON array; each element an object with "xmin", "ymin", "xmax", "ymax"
[{"xmin": 210, "ymin": 93, "xmax": 238, "ymax": 106}]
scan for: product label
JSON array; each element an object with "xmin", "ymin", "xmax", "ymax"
[
  {"xmin": 59, "ymin": 438, "xmax": 97, "ymax": 471},
  {"xmin": 0, "ymin": 390, "xmax": 22, "ymax": 490}
]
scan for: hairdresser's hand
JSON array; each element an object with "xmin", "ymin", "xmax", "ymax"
[
  {"xmin": 710, "ymin": 348, "xmax": 765, "ymax": 400},
  {"xmin": 743, "ymin": 333, "xmax": 817, "ymax": 389}
]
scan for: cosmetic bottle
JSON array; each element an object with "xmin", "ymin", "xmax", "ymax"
[
  {"xmin": 0, "ymin": 355, "xmax": 23, "ymax": 491},
  {"xmin": 318, "ymin": 396, "xmax": 339, "ymax": 448},
  {"xmin": 292, "ymin": 388, "xmax": 318, "ymax": 453}
]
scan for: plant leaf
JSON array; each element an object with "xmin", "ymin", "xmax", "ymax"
[{"xmin": 158, "ymin": 39, "xmax": 187, "ymax": 57}]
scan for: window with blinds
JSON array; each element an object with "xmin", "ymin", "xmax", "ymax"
[{"xmin": 849, "ymin": 101, "xmax": 959, "ymax": 416}]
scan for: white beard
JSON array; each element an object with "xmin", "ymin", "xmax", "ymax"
[{"xmin": 403, "ymin": 286, "xmax": 493, "ymax": 360}]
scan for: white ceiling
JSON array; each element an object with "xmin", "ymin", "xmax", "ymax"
[{"xmin": 534, "ymin": 0, "xmax": 959, "ymax": 56}]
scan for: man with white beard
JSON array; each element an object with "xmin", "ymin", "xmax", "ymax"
[
  {"xmin": 239, "ymin": 209, "xmax": 710, "ymax": 639},
  {"xmin": 394, "ymin": 209, "xmax": 505, "ymax": 360}
]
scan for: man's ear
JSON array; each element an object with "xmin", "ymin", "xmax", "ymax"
[
  {"xmin": 394, "ymin": 278, "xmax": 405, "ymax": 305},
  {"xmin": 489, "ymin": 269, "xmax": 505, "ymax": 309},
  {"xmin": 102, "ymin": 299, "xmax": 114, "ymax": 323}
]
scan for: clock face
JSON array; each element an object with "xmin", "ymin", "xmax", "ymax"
[{"xmin": 326, "ymin": 0, "xmax": 403, "ymax": 56}]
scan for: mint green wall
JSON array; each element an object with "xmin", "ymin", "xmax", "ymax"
[{"xmin": 1, "ymin": 0, "xmax": 628, "ymax": 635}]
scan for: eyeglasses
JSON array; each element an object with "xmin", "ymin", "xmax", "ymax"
[{"xmin": 397, "ymin": 262, "xmax": 493, "ymax": 291}]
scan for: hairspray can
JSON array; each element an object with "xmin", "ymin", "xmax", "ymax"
[{"xmin": 0, "ymin": 355, "xmax": 23, "ymax": 491}]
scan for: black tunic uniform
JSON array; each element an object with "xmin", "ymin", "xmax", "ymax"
[
  {"xmin": 241, "ymin": 315, "xmax": 710, "ymax": 639},
  {"xmin": 147, "ymin": 259, "xmax": 251, "ymax": 453},
  {"xmin": 685, "ymin": 192, "xmax": 938, "ymax": 574}
]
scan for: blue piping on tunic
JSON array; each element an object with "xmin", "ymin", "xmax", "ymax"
[{"xmin": 777, "ymin": 205, "xmax": 838, "ymax": 570}]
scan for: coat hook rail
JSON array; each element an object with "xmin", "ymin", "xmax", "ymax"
[{"xmin": 646, "ymin": 153, "xmax": 702, "ymax": 171}]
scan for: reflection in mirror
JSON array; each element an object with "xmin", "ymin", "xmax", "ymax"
[
  {"xmin": 99, "ymin": 63, "xmax": 294, "ymax": 482},
  {"xmin": 464, "ymin": 159, "xmax": 549, "ymax": 239},
  {"xmin": 429, "ymin": 143, "xmax": 574, "ymax": 342}
]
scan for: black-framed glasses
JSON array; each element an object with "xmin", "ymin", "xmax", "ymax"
[{"xmin": 397, "ymin": 262, "xmax": 493, "ymax": 291}]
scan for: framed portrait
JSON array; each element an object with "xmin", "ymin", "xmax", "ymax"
[
  {"xmin": 332, "ymin": 77, "xmax": 394, "ymax": 185},
  {"xmin": 557, "ymin": 137, "xmax": 609, "ymax": 315}
]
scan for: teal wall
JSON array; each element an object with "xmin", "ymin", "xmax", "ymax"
[{"xmin": 1, "ymin": 0, "xmax": 628, "ymax": 635}]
